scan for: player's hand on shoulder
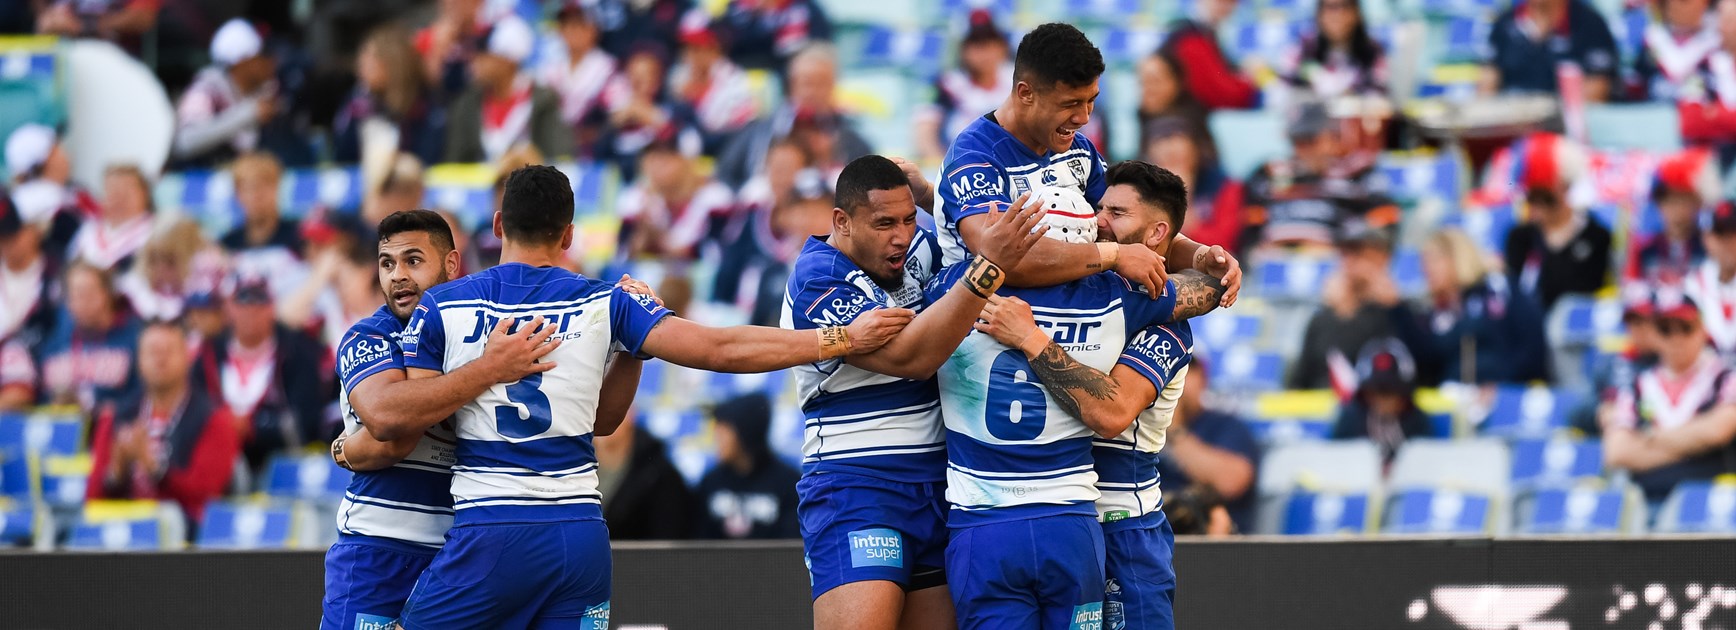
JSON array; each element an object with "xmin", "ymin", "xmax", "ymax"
[
  {"xmin": 1197, "ymin": 244, "xmax": 1242, "ymax": 307},
  {"xmin": 615, "ymin": 274, "xmax": 664, "ymax": 308},
  {"xmin": 1115, "ymin": 243, "xmax": 1168, "ymax": 297},
  {"xmin": 974, "ymin": 296, "xmax": 1045, "ymax": 355},
  {"xmin": 889, "ymin": 156, "xmax": 935, "ymax": 212},
  {"xmin": 975, "ymin": 192, "xmax": 1048, "ymax": 271},
  {"xmin": 478, "ymin": 315, "xmax": 561, "ymax": 381},
  {"xmin": 844, "ymin": 307, "xmax": 914, "ymax": 354}
]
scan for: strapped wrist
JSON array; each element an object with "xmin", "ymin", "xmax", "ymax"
[
  {"xmin": 331, "ymin": 435, "xmax": 353, "ymax": 471},
  {"xmin": 962, "ymin": 256, "xmax": 1006, "ymax": 298},
  {"xmin": 1018, "ymin": 329, "xmax": 1050, "ymax": 357},
  {"xmin": 817, "ymin": 326, "xmax": 853, "ymax": 359},
  {"xmin": 1097, "ymin": 242, "xmax": 1120, "ymax": 269}
]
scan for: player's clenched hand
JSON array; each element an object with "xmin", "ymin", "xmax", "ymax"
[
  {"xmin": 844, "ymin": 307, "xmax": 914, "ymax": 354},
  {"xmin": 974, "ymin": 296, "xmax": 1047, "ymax": 356},
  {"xmin": 1115, "ymin": 244, "xmax": 1168, "ymax": 297},
  {"xmin": 888, "ymin": 156, "xmax": 935, "ymax": 212},
  {"xmin": 478, "ymin": 315, "xmax": 560, "ymax": 382},
  {"xmin": 975, "ymin": 193, "xmax": 1048, "ymax": 271},
  {"xmin": 1197, "ymin": 245, "xmax": 1242, "ymax": 307},
  {"xmin": 615, "ymin": 273, "xmax": 663, "ymax": 307}
]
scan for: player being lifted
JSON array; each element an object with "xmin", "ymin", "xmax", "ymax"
[
  {"xmin": 321, "ymin": 209, "xmax": 654, "ymax": 629},
  {"xmin": 927, "ymin": 184, "xmax": 1224, "ymax": 629},
  {"xmin": 976, "ymin": 162, "xmax": 1211, "ymax": 630},
  {"xmin": 782, "ymin": 155, "xmax": 1046, "ymax": 630},
  {"xmin": 382, "ymin": 166, "xmax": 910, "ymax": 629},
  {"xmin": 900, "ymin": 22, "xmax": 1241, "ymax": 305}
]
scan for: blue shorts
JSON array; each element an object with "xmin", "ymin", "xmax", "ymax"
[
  {"xmin": 1103, "ymin": 512, "xmax": 1176, "ymax": 630},
  {"xmin": 399, "ymin": 520, "xmax": 612, "ymax": 630},
  {"xmin": 321, "ymin": 535, "xmax": 437, "ymax": 630},
  {"xmin": 797, "ymin": 472, "xmax": 949, "ymax": 599},
  {"xmin": 946, "ymin": 514, "xmax": 1106, "ymax": 630}
]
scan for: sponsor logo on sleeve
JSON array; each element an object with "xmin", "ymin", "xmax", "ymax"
[
  {"xmin": 809, "ymin": 290, "xmax": 871, "ymax": 327},
  {"xmin": 339, "ymin": 337, "xmax": 395, "ymax": 379},
  {"xmin": 848, "ymin": 528, "xmax": 904, "ymax": 568}
]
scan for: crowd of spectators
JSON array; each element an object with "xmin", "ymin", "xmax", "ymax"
[{"xmin": 4, "ymin": 0, "xmax": 1736, "ymax": 542}]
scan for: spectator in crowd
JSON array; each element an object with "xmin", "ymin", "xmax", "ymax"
[
  {"xmin": 1329, "ymin": 339, "xmax": 1434, "ymax": 468},
  {"xmin": 219, "ymin": 152, "xmax": 307, "ymax": 301},
  {"xmin": 1137, "ymin": 50, "xmax": 1216, "ymax": 166},
  {"xmin": 87, "ymin": 319, "xmax": 239, "ymax": 527},
  {"xmin": 1677, "ymin": 1, "xmax": 1736, "ymax": 160},
  {"xmin": 1157, "ymin": 363, "xmax": 1261, "ymax": 534},
  {"xmin": 0, "ymin": 336, "xmax": 31, "ymax": 411},
  {"xmin": 1633, "ymin": 0, "xmax": 1718, "ymax": 102},
  {"xmin": 1143, "ymin": 117, "xmax": 1241, "ymax": 254},
  {"xmin": 1160, "ymin": 0, "xmax": 1260, "ymax": 110},
  {"xmin": 616, "ymin": 129, "xmax": 736, "ymax": 316},
  {"xmin": 7, "ymin": 124, "xmax": 91, "ymax": 261},
  {"xmin": 1501, "ymin": 134, "xmax": 1612, "ymax": 313},
  {"xmin": 415, "ymin": 0, "xmax": 489, "ymax": 102},
  {"xmin": 445, "ymin": 15, "xmax": 571, "ymax": 164},
  {"xmin": 721, "ymin": 0, "xmax": 833, "ymax": 71},
  {"xmin": 277, "ymin": 215, "xmax": 378, "ymax": 345},
  {"xmin": 0, "ymin": 188, "xmax": 58, "ymax": 352},
  {"xmin": 172, "ymin": 19, "xmax": 282, "ymax": 166},
  {"xmin": 714, "ymin": 138, "xmax": 825, "ymax": 324},
  {"xmin": 1686, "ymin": 201, "xmax": 1736, "ymax": 356},
  {"xmin": 1577, "ymin": 284, "xmax": 1663, "ymax": 435},
  {"xmin": 1386, "ymin": 228, "xmax": 1549, "ymax": 385},
  {"xmin": 1283, "ymin": 0, "xmax": 1387, "ymax": 100},
  {"xmin": 914, "ymin": 9, "xmax": 1012, "ymax": 164},
  {"xmin": 602, "ymin": 44, "xmax": 697, "ymax": 181},
  {"xmin": 1290, "ymin": 220, "xmax": 1399, "ymax": 391},
  {"xmin": 1482, "ymin": 0, "xmax": 1619, "ymax": 101},
  {"xmin": 595, "ymin": 411, "xmax": 696, "ymax": 540},
  {"xmin": 694, "ymin": 392, "xmax": 799, "ymax": 539},
  {"xmin": 189, "ymin": 275, "xmax": 329, "ymax": 474},
  {"xmin": 1602, "ymin": 288, "xmax": 1736, "ymax": 509},
  {"xmin": 717, "ymin": 43, "xmax": 871, "ymax": 187},
  {"xmin": 68, "ymin": 165, "xmax": 155, "ymax": 273},
  {"xmin": 670, "ymin": 9, "xmax": 760, "ymax": 147},
  {"xmin": 595, "ymin": 0, "xmax": 693, "ymax": 60},
  {"xmin": 36, "ymin": 262, "xmax": 140, "ymax": 408},
  {"xmin": 1241, "ymin": 100, "xmax": 1397, "ymax": 251},
  {"xmin": 536, "ymin": 2, "xmax": 617, "ymax": 158},
  {"xmin": 1627, "ymin": 148, "xmax": 1715, "ymax": 285},
  {"xmin": 34, "ymin": 0, "xmax": 160, "ymax": 54},
  {"xmin": 119, "ymin": 217, "xmax": 225, "ymax": 323},
  {"xmin": 332, "ymin": 23, "xmax": 446, "ymax": 166}
]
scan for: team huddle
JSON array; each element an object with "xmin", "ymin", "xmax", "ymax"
[{"xmin": 320, "ymin": 23, "xmax": 1241, "ymax": 630}]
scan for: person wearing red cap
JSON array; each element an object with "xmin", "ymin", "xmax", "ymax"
[
  {"xmin": 1684, "ymin": 200, "xmax": 1736, "ymax": 355},
  {"xmin": 1501, "ymin": 133, "xmax": 1613, "ymax": 313},
  {"xmin": 670, "ymin": 8, "xmax": 760, "ymax": 144},
  {"xmin": 915, "ymin": 10, "xmax": 1013, "ymax": 165},
  {"xmin": 1601, "ymin": 287, "xmax": 1736, "ymax": 513},
  {"xmin": 1626, "ymin": 149, "xmax": 1715, "ymax": 286}
]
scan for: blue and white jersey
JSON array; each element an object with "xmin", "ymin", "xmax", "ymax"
[
  {"xmin": 1095, "ymin": 321, "xmax": 1194, "ymax": 529},
  {"xmin": 927, "ymin": 264, "xmax": 1176, "ymax": 527},
  {"xmin": 935, "ymin": 113, "xmax": 1109, "ymax": 266},
  {"xmin": 401, "ymin": 263, "xmax": 671, "ymax": 525},
  {"xmin": 780, "ymin": 231, "xmax": 945, "ymax": 483},
  {"xmin": 334, "ymin": 306, "xmax": 456, "ymax": 548}
]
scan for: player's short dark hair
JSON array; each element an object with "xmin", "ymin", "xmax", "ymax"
[
  {"xmin": 1106, "ymin": 160, "xmax": 1189, "ymax": 231},
  {"xmin": 499, "ymin": 165, "xmax": 575, "ymax": 244},
  {"xmin": 833, "ymin": 155, "xmax": 911, "ymax": 216},
  {"xmin": 1013, "ymin": 24, "xmax": 1105, "ymax": 91},
  {"xmin": 377, "ymin": 209, "xmax": 455, "ymax": 253}
]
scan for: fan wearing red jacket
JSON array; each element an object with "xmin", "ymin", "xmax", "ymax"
[{"xmin": 1158, "ymin": 0, "xmax": 1260, "ymax": 110}]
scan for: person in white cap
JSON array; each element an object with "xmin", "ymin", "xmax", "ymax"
[
  {"xmin": 5, "ymin": 124, "xmax": 92, "ymax": 264},
  {"xmin": 6, "ymin": 123, "xmax": 70, "ymax": 186},
  {"xmin": 173, "ymin": 18, "xmax": 279, "ymax": 165},
  {"xmin": 444, "ymin": 15, "xmax": 571, "ymax": 164}
]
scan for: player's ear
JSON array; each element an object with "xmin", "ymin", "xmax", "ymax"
[
  {"xmin": 559, "ymin": 224, "xmax": 576, "ymax": 251},
  {"xmin": 491, "ymin": 211, "xmax": 504, "ymax": 240},
  {"xmin": 1015, "ymin": 81, "xmax": 1035, "ymax": 105},
  {"xmin": 832, "ymin": 207, "xmax": 850, "ymax": 235},
  {"xmin": 1145, "ymin": 221, "xmax": 1170, "ymax": 251},
  {"xmin": 443, "ymin": 248, "xmax": 461, "ymax": 278}
]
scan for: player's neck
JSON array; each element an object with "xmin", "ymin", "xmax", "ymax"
[
  {"xmin": 499, "ymin": 241, "xmax": 566, "ymax": 269},
  {"xmin": 992, "ymin": 102, "xmax": 1050, "ymax": 156}
]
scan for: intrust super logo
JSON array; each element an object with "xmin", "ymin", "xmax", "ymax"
[
  {"xmin": 848, "ymin": 528, "xmax": 903, "ymax": 568},
  {"xmin": 353, "ymin": 613, "xmax": 395, "ymax": 630},
  {"xmin": 1069, "ymin": 602, "xmax": 1104, "ymax": 630}
]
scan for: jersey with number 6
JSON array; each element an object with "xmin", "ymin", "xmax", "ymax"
[
  {"xmin": 926, "ymin": 264, "xmax": 1176, "ymax": 527},
  {"xmin": 935, "ymin": 113, "xmax": 1108, "ymax": 267},
  {"xmin": 1095, "ymin": 321, "xmax": 1193, "ymax": 528},
  {"xmin": 400, "ymin": 263, "xmax": 671, "ymax": 526}
]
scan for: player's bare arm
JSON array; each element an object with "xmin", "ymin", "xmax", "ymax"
[
  {"xmin": 331, "ymin": 427, "xmax": 421, "ymax": 472},
  {"xmin": 975, "ymin": 296, "xmax": 1158, "ymax": 438},
  {"xmin": 641, "ymin": 307, "xmax": 914, "ymax": 373},
  {"xmin": 848, "ymin": 199, "xmax": 1048, "ymax": 379},
  {"xmin": 1173, "ymin": 238, "xmax": 1242, "ymax": 307},
  {"xmin": 956, "ymin": 207, "xmax": 1171, "ymax": 296},
  {"xmin": 1171, "ymin": 270, "xmax": 1227, "ymax": 320},
  {"xmin": 369, "ymin": 317, "xmax": 561, "ymax": 441},
  {"xmin": 1607, "ymin": 406, "xmax": 1736, "ymax": 471}
]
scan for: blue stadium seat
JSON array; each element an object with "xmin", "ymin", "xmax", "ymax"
[
  {"xmin": 0, "ymin": 498, "xmax": 37, "ymax": 546},
  {"xmin": 1195, "ymin": 312, "xmax": 1263, "ymax": 351},
  {"xmin": 1418, "ymin": 0, "xmax": 1500, "ymax": 17},
  {"xmin": 1656, "ymin": 482, "xmax": 1736, "ymax": 533},
  {"xmin": 37, "ymin": 455, "xmax": 89, "ymax": 508},
  {"xmin": 1245, "ymin": 417, "xmax": 1334, "ymax": 446},
  {"xmin": 1380, "ymin": 153, "xmax": 1462, "ymax": 207},
  {"xmin": 1514, "ymin": 487, "xmax": 1626, "ymax": 534},
  {"xmin": 1438, "ymin": 17, "xmax": 1491, "ymax": 61},
  {"xmin": 0, "ymin": 412, "xmax": 83, "ymax": 459},
  {"xmin": 641, "ymin": 408, "xmax": 705, "ymax": 445},
  {"xmin": 0, "ymin": 49, "xmax": 56, "ymax": 81},
  {"xmin": 198, "ymin": 501, "xmax": 296, "ymax": 550},
  {"xmin": 1098, "ymin": 28, "xmax": 1166, "ymax": 66},
  {"xmin": 1203, "ymin": 346, "xmax": 1285, "ymax": 392},
  {"xmin": 1392, "ymin": 247, "xmax": 1426, "ymax": 297},
  {"xmin": 0, "ymin": 448, "xmax": 27, "ymax": 499},
  {"xmin": 855, "ymin": 27, "xmax": 946, "ymax": 72},
  {"xmin": 1252, "ymin": 256, "xmax": 1338, "ymax": 301},
  {"xmin": 1229, "ymin": 19, "xmax": 1307, "ymax": 62},
  {"xmin": 262, "ymin": 455, "xmax": 352, "ymax": 501},
  {"xmin": 65, "ymin": 501, "xmax": 183, "ymax": 551},
  {"xmin": 1282, "ymin": 491, "xmax": 1370, "ymax": 535},
  {"xmin": 1510, "ymin": 438, "xmax": 1603, "ymax": 489},
  {"xmin": 1067, "ymin": 0, "xmax": 1148, "ymax": 21},
  {"xmin": 1445, "ymin": 203, "xmax": 1518, "ymax": 256},
  {"xmin": 1479, "ymin": 385, "xmax": 1580, "ymax": 439},
  {"xmin": 1382, "ymin": 489, "xmax": 1492, "ymax": 534}
]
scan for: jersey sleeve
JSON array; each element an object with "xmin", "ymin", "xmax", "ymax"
[
  {"xmin": 924, "ymin": 261, "xmax": 969, "ymax": 306},
  {"xmin": 336, "ymin": 326, "xmax": 402, "ymax": 394},
  {"xmin": 938, "ymin": 151, "xmax": 1012, "ymax": 230},
  {"xmin": 1081, "ymin": 140, "xmax": 1109, "ymax": 206},
  {"xmin": 787, "ymin": 268, "xmax": 884, "ymax": 331},
  {"xmin": 609, "ymin": 286, "xmax": 674, "ymax": 357},
  {"xmin": 1119, "ymin": 276, "xmax": 1179, "ymax": 331},
  {"xmin": 400, "ymin": 294, "xmax": 447, "ymax": 372},
  {"xmin": 1117, "ymin": 325, "xmax": 1194, "ymax": 392}
]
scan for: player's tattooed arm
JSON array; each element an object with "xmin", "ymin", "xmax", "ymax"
[
  {"xmin": 1171, "ymin": 270, "xmax": 1225, "ymax": 320},
  {"xmin": 975, "ymin": 296, "xmax": 1158, "ymax": 437},
  {"xmin": 1027, "ymin": 342, "xmax": 1119, "ymax": 423}
]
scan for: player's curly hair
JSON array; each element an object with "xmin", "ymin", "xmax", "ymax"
[
  {"xmin": 1013, "ymin": 23, "xmax": 1104, "ymax": 91},
  {"xmin": 1106, "ymin": 161, "xmax": 1189, "ymax": 235}
]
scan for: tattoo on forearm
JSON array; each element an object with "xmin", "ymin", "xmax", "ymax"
[
  {"xmin": 1027, "ymin": 342, "xmax": 1120, "ymax": 422},
  {"xmin": 1171, "ymin": 270, "xmax": 1225, "ymax": 319}
]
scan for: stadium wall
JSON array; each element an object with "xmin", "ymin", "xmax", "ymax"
[{"xmin": 2, "ymin": 537, "xmax": 1734, "ymax": 628}]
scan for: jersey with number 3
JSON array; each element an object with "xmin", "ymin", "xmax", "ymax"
[
  {"xmin": 927, "ymin": 264, "xmax": 1176, "ymax": 527},
  {"xmin": 935, "ymin": 113, "xmax": 1108, "ymax": 267},
  {"xmin": 400, "ymin": 263, "xmax": 671, "ymax": 525},
  {"xmin": 1095, "ymin": 321, "xmax": 1194, "ymax": 527}
]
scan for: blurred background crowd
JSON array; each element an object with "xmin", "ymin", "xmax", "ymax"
[{"xmin": 3, "ymin": 0, "xmax": 1736, "ymax": 551}]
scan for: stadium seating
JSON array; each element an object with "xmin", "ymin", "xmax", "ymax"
[
  {"xmin": 1477, "ymin": 385, "xmax": 1581, "ymax": 440},
  {"xmin": 197, "ymin": 500, "xmax": 297, "ymax": 550},
  {"xmin": 1387, "ymin": 438, "xmax": 1512, "ymax": 533},
  {"xmin": 1655, "ymin": 481, "xmax": 1736, "ymax": 534},
  {"xmin": 1255, "ymin": 441, "xmax": 1384, "ymax": 534},
  {"xmin": 0, "ymin": 498, "xmax": 42, "ymax": 547},
  {"xmin": 1281, "ymin": 490, "xmax": 1374, "ymax": 535},
  {"xmin": 261, "ymin": 455, "xmax": 352, "ymax": 502},
  {"xmin": 1509, "ymin": 438, "xmax": 1603, "ymax": 491},
  {"xmin": 1382, "ymin": 488, "xmax": 1494, "ymax": 534},
  {"xmin": 1201, "ymin": 346, "xmax": 1287, "ymax": 393},
  {"xmin": 1511, "ymin": 485, "xmax": 1634, "ymax": 534},
  {"xmin": 64, "ymin": 500, "xmax": 185, "ymax": 551}
]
